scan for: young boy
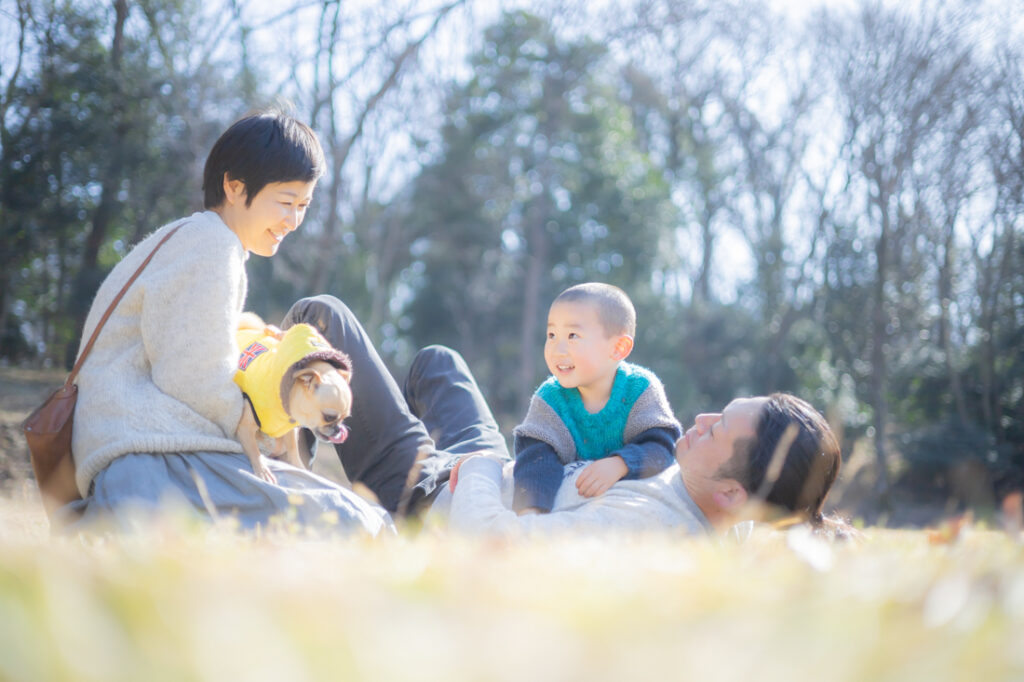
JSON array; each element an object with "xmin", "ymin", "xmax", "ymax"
[{"xmin": 512, "ymin": 283, "xmax": 682, "ymax": 514}]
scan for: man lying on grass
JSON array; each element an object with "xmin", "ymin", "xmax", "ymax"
[
  {"xmin": 245, "ymin": 299, "xmax": 844, "ymax": 539},
  {"xmin": 440, "ymin": 393, "xmax": 849, "ymax": 537}
]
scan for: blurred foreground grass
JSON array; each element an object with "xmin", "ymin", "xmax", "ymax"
[{"xmin": 1, "ymin": 494, "xmax": 1022, "ymax": 682}]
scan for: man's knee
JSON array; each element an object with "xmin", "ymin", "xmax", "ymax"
[
  {"xmin": 410, "ymin": 345, "xmax": 465, "ymax": 378},
  {"xmin": 283, "ymin": 295, "xmax": 354, "ymax": 332}
]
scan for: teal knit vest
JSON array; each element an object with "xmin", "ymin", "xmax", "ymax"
[{"xmin": 536, "ymin": 363, "xmax": 652, "ymax": 460}]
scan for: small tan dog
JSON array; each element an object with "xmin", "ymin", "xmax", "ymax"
[{"xmin": 233, "ymin": 313, "xmax": 353, "ymax": 483}]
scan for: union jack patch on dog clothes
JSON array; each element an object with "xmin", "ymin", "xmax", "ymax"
[{"xmin": 238, "ymin": 342, "xmax": 269, "ymax": 370}]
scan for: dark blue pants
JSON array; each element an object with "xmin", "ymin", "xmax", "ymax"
[{"xmin": 282, "ymin": 295, "xmax": 509, "ymax": 516}]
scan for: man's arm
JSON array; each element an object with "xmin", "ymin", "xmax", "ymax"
[
  {"xmin": 450, "ymin": 457, "xmax": 616, "ymax": 535},
  {"xmin": 450, "ymin": 456, "xmax": 697, "ymax": 536}
]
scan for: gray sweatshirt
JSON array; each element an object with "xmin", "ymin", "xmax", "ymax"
[{"xmin": 448, "ymin": 457, "xmax": 712, "ymax": 536}]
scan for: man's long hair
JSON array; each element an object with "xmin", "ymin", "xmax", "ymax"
[{"xmin": 719, "ymin": 393, "xmax": 842, "ymax": 526}]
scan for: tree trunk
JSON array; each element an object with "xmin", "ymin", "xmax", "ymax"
[
  {"xmin": 695, "ymin": 213, "xmax": 713, "ymax": 304},
  {"xmin": 518, "ymin": 214, "xmax": 548, "ymax": 412},
  {"xmin": 66, "ymin": 0, "xmax": 129, "ymax": 366},
  {"xmin": 0, "ymin": 270, "xmax": 9, "ymax": 357},
  {"xmin": 870, "ymin": 216, "xmax": 891, "ymax": 504},
  {"xmin": 309, "ymin": 152, "xmax": 345, "ymax": 296},
  {"xmin": 938, "ymin": 226, "xmax": 969, "ymax": 423}
]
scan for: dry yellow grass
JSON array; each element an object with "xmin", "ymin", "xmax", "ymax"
[{"xmin": 1, "ymin": 493, "xmax": 1022, "ymax": 682}]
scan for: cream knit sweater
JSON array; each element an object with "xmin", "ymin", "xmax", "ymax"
[{"xmin": 72, "ymin": 211, "xmax": 248, "ymax": 496}]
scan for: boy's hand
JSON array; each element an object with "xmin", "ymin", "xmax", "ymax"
[{"xmin": 576, "ymin": 456, "xmax": 627, "ymax": 498}]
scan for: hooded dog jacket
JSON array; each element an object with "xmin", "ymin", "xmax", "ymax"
[{"xmin": 234, "ymin": 323, "xmax": 351, "ymax": 438}]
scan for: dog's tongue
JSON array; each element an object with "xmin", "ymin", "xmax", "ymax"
[{"xmin": 326, "ymin": 424, "xmax": 349, "ymax": 444}]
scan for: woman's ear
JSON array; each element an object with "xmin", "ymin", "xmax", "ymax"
[
  {"xmin": 223, "ymin": 174, "xmax": 246, "ymax": 206},
  {"xmin": 612, "ymin": 335, "xmax": 634, "ymax": 361}
]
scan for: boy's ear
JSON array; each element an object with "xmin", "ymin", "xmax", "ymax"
[
  {"xmin": 223, "ymin": 174, "xmax": 247, "ymax": 206},
  {"xmin": 612, "ymin": 335, "xmax": 634, "ymax": 361}
]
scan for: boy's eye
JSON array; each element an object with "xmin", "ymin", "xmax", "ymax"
[
  {"xmin": 546, "ymin": 332, "xmax": 555, "ymax": 339},
  {"xmin": 568, "ymin": 333, "xmax": 579, "ymax": 339}
]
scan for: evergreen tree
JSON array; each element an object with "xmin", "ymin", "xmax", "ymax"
[{"xmin": 398, "ymin": 10, "xmax": 675, "ymax": 420}]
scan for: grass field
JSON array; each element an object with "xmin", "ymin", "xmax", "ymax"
[
  {"xmin": 1, "ymin": 493, "xmax": 1022, "ymax": 682},
  {"xmin": 2, "ymin": 368, "xmax": 1021, "ymax": 681}
]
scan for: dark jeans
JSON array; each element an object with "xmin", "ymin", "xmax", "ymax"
[{"xmin": 281, "ymin": 295, "xmax": 509, "ymax": 516}]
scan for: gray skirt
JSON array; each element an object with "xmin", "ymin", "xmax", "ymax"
[{"xmin": 58, "ymin": 452, "xmax": 394, "ymax": 537}]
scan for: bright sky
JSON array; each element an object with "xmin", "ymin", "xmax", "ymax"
[
  {"xmin": 4, "ymin": 0, "xmax": 1013, "ymax": 303},
  {"xmin": 238, "ymin": 0, "xmax": 1016, "ymax": 303}
]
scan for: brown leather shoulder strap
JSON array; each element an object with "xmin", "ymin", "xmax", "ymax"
[{"xmin": 66, "ymin": 221, "xmax": 187, "ymax": 385}]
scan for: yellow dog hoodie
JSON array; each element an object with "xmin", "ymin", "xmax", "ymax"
[{"xmin": 234, "ymin": 323, "xmax": 352, "ymax": 438}]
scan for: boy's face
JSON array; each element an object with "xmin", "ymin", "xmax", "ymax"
[
  {"xmin": 221, "ymin": 178, "xmax": 317, "ymax": 257},
  {"xmin": 544, "ymin": 300, "xmax": 627, "ymax": 398}
]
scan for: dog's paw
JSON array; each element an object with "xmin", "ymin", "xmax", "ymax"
[{"xmin": 255, "ymin": 462, "xmax": 278, "ymax": 485}]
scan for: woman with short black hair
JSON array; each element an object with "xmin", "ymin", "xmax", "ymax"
[{"xmin": 65, "ymin": 112, "xmax": 391, "ymax": 536}]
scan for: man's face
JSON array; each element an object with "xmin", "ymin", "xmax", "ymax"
[{"xmin": 675, "ymin": 397, "xmax": 767, "ymax": 518}]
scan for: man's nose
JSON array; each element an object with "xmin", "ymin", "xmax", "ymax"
[{"xmin": 693, "ymin": 412, "xmax": 720, "ymax": 433}]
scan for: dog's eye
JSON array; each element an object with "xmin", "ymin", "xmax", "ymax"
[{"xmin": 322, "ymin": 412, "xmax": 338, "ymax": 424}]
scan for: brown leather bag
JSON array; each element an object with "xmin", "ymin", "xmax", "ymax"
[{"xmin": 23, "ymin": 223, "xmax": 184, "ymax": 518}]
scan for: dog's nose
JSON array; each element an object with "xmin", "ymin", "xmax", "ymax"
[{"xmin": 325, "ymin": 424, "xmax": 349, "ymax": 444}]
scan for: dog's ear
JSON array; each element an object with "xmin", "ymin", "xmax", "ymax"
[
  {"xmin": 294, "ymin": 367, "xmax": 323, "ymax": 389},
  {"xmin": 238, "ymin": 311, "xmax": 266, "ymax": 331}
]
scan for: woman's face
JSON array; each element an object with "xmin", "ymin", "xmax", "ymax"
[{"xmin": 219, "ymin": 178, "xmax": 317, "ymax": 257}]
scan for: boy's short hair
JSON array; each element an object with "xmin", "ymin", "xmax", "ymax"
[
  {"xmin": 554, "ymin": 283, "xmax": 636, "ymax": 337},
  {"xmin": 202, "ymin": 111, "xmax": 326, "ymax": 209}
]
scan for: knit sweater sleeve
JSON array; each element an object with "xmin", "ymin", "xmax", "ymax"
[
  {"xmin": 511, "ymin": 388, "xmax": 577, "ymax": 463},
  {"xmin": 612, "ymin": 426, "xmax": 678, "ymax": 479},
  {"xmin": 140, "ymin": 223, "xmax": 246, "ymax": 439},
  {"xmin": 621, "ymin": 369, "xmax": 681, "ymax": 443},
  {"xmin": 512, "ymin": 435, "xmax": 564, "ymax": 513}
]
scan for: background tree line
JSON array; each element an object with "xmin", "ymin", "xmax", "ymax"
[{"xmin": 2, "ymin": 0, "xmax": 1021, "ymax": 521}]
